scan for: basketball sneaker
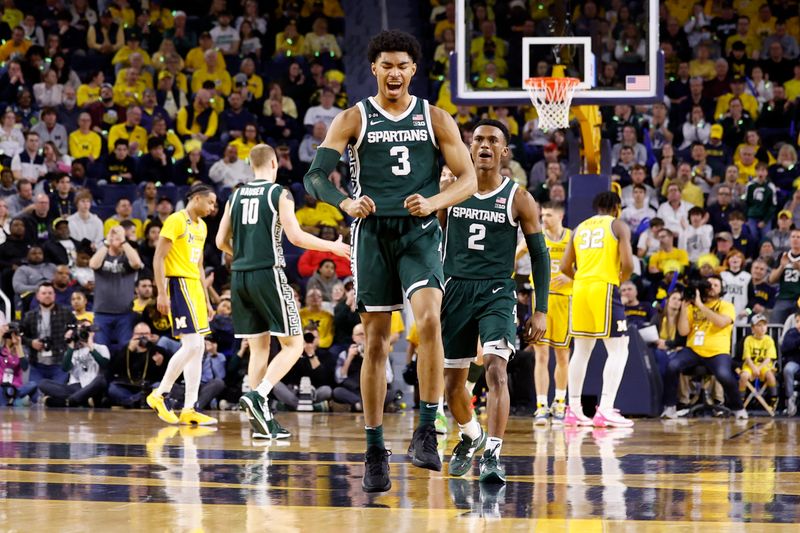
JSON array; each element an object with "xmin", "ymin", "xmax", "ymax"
[
  {"xmin": 240, "ymin": 391, "xmax": 270, "ymax": 436},
  {"xmin": 362, "ymin": 446, "xmax": 392, "ymax": 493},
  {"xmin": 788, "ymin": 394, "xmax": 797, "ymax": 417},
  {"xmin": 533, "ymin": 404, "xmax": 550, "ymax": 425},
  {"xmin": 478, "ymin": 449, "xmax": 506, "ymax": 484},
  {"xmin": 408, "ymin": 424, "xmax": 442, "ymax": 471},
  {"xmin": 550, "ymin": 400, "xmax": 567, "ymax": 425},
  {"xmin": 448, "ymin": 428, "xmax": 486, "ymax": 477},
  {"xmin": 592, "ymin": 407, "xmax": 634, "ymax": 428},
  {"xmin": 146, "ymin": 391, "xmax": 179, "ymax": 424},
  {"xmin": 178, "ymin": 408, "xmax": 218, "ymax": 426},
  {"xmin": 564, "ymin": 405, "xmax": 593, "ymax": 427},
  {"xmin": 661, "ymin": 406, "xmax": 678, "ymax": 419},
  {"xmin": 734, "ymin": 409, "xmax": 749, "ymax": 419}
]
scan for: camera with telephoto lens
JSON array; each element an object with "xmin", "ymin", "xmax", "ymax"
[
  {"xmin": 40, "ymin": 336, "xmax": 52, "ymax": 351},
  {"xmin": 137, "ymin": 336, "xmax": 154, "ymax": 349},
  {"xmin": 67, "ymin": 323, "xmax": 91, "ymax": 343},
  {"xmin": 684, "ymin": 277, "xmax": 712, "ymax": 302},
  {"xmin": 303, "ymin": 332, "xmax": 315, "ymax": 344},
  {"xmin": 2, "ymin": 322, "xmax": 22, "ymax": 340}
]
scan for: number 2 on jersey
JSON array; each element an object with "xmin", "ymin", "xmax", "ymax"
[
  {"xmin": 578, "ymin": 228, "xmax": 604, "ymax": 250},
  {"xmin": 240, "ymin": 198, "xmax": 260, "ymax": 225},
  {"xmin": 468, "ymin": 223, "xmax": 486, "ymax": 250},
  {"xmin": 390, "ymin": 146, "xmax": 410, "ymax": 176}
]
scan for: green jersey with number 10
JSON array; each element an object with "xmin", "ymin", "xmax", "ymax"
[
  {"xmin": 229, "ymin": 180, "xmax": 285, "ymax": 271},
  {"xmin": 443, "ymin": 177, "xmax": 519, "ymax": 280},
  {"xmin": 347, "ymin": 96, "xmax": 440, "ymax": 217}
]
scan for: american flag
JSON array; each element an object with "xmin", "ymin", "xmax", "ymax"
[
  {"xmin": 412, "ymin": 114, "xmax": 424, "ymax": 121},
  {"xmin": 625, "ymin": 75, "xmax": 650, "ymax": 91},
  {"xmin": 496, "ymin": 197, "xmax": 506, "ymax": 204}
]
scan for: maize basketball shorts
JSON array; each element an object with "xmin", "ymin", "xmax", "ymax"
[
  {"xmin": 441, "ymin": 277, "xmax": 517, "ymax": 368},
  {"xmin": 351, "ymin": 215, "xmax": 444, "ymax": 312},
  {"xmin": 231, "ymin": 268, "xmax": 302, "ymax": 338},
  {"xmin": 569, "ymin": 281, "xmax": 628, "ymax": 339},
  {"xmin": 167, "ymin": 277, "xmax": 210, "ymax": 337},
  {"xmin": 537, "ymin": 292, "xmax": 571, "ymax": 348}
]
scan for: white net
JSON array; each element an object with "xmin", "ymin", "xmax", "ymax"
[{"xmin": 524, "ymin": 77, "xmax": 581, "ymax": 131}]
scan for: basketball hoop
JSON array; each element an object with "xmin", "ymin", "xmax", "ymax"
[{"xmin": 524, "ymin": 77, "xmax": 582, "ymax": 131}]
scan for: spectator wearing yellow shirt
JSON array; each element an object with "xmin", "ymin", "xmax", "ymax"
[
  {"xmin": 663, "ymin": 0, "xmax": 693, "ymax": 25},
  {"xmin": 176, "ymin": 91, "xmax": 218, "ymax": 142},
  {"xmin": 434, "ymin": 2, "xmax": 455, "ymax": 42},
  {"xmin": 71, "ymin": 290, "xmax": 94, "ymax": 324},
  {"xmin": 751, "ymin": 5, "xmax": 776, "ymax": 45},
  {"xmin": 112, "ymin": 68, "xmax": 147, "ymax": 107},
  {"xmin": 725, "ymin": 16, "xmax": 760, "ymax": 56},
  {"xmin": 69, "ymin": 112, "xmax": 103, "ymax": 161},
  {"xmin": 149, "ymin": 116, "xmax": 184, "ymax": 161},
  {"xmin": 296, "ymin": 196, "xmax": 344, "ymax": 235},
  {"xmin": 115, "ymin": 56, "xmax": 154, "ymax": 90},
  {"xmin": 184, "ymin": 32, "xmax": 226, "ymax": 73},
  {"xmin": 303, "ymin": 18, "xmax": 342, "ymax": 59},
  {"xmin": 1, "ymin": 5, "xmax": 23, "ymax": 29},
  {"xmin": 275, "ymin": 21, "xmax": 305, "ymax": 58},
  {"xmin": 108, "ymin": 0, "xmax": 135, "ymax": 27},
  {"xmin": 151, "ymin": 39, "xmax": 183, "ymax": 72},
  {"xmin": 103, "ymin": 198, "xmax": 144, "ymax": 240},
  {"xmin": 229, "ymin": 123, "xmax": 259, "ymax": 160},
  {"xmin": 738, "ymin": 313, "xmax": 778, "ymax": 408},
  {"xmin": 77, "ymin": 71, "xmax": 105, "ymax": 108},
  {"xmin": 689, "ymin": 44, "xmax": 716, "ymax": 80},
  {"xmin": 648, "ymin": 228, "xmax": 690, "ymax": 275},
  {"xmin": 661, "ymin": 162, "xmax": 705, "ymax": 207},
  {"xmin": 475, "ymin": 63, "xmax": 509, "ymax": 89},
  {"xmin": 191, "ymin": 49, "xmax": 232, "ymax": 97},
  {"xmin": 111, "ymin": 30, "xmax": 152, "ymax": 69},
  {"xmin": 107, "ymin": 106, "xmax": 148, "ymax": 154},
  {"xmin": 237, "ymin": 58, "xmax": 264, "ymax": 102},
  {"xmin": 785, "ymin": 63, "xmax": 800, "ymax": 101},
  {"xmin": 735, "ymin": 144, "xmax": 758, "ymax": 183},
  {"xmin": 300, "ymin": 288, "xmax": 335, "ymax": 349},
  {"xmin": 470, "ymin": 21, "xmax": 507, "ymax": 62},
  {"xmin": 715, "ymin": 77, "xmax": 759, "ymax": 120},
  {"xmin": 300, "ymin": 0, "xmax": 345, "ymax": 18},
  {"xmin": 0, "ymin": 26, "xmax": 31, "ymax": 62},
  {"xmin": 147, "ymin": 1, "xmax": 175, "ymax": 32},
  {"xmin": 262, "ymin": 82, "xmax": 298, "ymax": 119}
]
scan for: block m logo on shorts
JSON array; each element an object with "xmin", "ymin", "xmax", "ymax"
[{"xmin": 174, "ymin": 316, "xmax": 188, "ymax": 329}]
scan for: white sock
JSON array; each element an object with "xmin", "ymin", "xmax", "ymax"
[
  {"xmin": 182, "ymin": 350, "xmax": 203, "ymax": 410},
  {"xmin": 437, "ymin": 396, "xmax": 445, "ymax": 415},
  {"xmin": 569, "ymin": 338, "xmax": 596, "ymax": 415},
  {"xmin": 458, "ymin": 418, "xmax": 481, "ymax": 441},
  {"xmin": 256, "ymin": 379, "xmax": 274, "ymax": 400},
  {"xmin": 555, "ymin": 389, "xmax": 567, "ymax": 401},
  {"xmin": 486, "ymin": 437, "xmax": 503, "ymax": 458},
  {"xmin": 599, "ymin": 337, "xmax": 630, "ymax": 411},
  {"xmin": 156, "ymin": 333, "xmax": 204, "ymax": 397},
  {"xmin": 536, "ymin": 394, "xmax": 547, "ymax": 406}
]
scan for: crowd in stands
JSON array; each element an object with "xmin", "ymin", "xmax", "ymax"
[{"xmin": 6, "ymin": 0, "xmax": 800, "ymax": 417}]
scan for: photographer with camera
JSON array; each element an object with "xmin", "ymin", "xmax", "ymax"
[
  {"xmin": 273, "ymin": 326, "xmax": 334, "ymax": 411},
  {"xmin": 0, "ymin": 323, "xmax": 29, "ymax": 406},
  {"xmin": 37, "ymin": 320, "xmax": 109, "ymax": 407},
  {"xmin": 21, "ymin": 282, "xmax": 76, "ymax": 398},
  {"xmin": 107, "ymin": 322, "xmax": 171, "ymax": 408},
  {"xmin": 661, "ymin": 275, "xmax": 748, "ymax": 419}
]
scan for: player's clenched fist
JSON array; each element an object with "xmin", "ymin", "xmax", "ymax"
[
  {"xmin": 342, "ymin": 196, "xmax": 377, "ymax": 218},
  {"xmin": 404, "ymin": 194, "xmax": 435, "ymax": 216}
]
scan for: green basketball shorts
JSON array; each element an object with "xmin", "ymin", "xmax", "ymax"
[{"xmin": 351, "ymin": 215, "xmax": 444, "ymax": 312}]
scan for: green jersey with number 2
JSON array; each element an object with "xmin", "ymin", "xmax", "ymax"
[
  {"xmin": 443, "ymin": 177, "xmax": 519, "ymax": 279},
  {"xmin": 229, "ymin": 180, "xmax": 285, "ymax": 271},
  {"xmin": 347, "ymin": 96, "xmax": 440, "ymax": 217}
]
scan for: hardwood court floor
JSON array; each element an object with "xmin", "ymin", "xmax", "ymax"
[{"xmin": 1, "ymin": 409, "xmax": 799, "ymax": 532}]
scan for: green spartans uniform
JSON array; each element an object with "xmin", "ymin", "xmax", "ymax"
[
  {"xmin": 348, "ymin": 96, "xmax": 443, "ymax": 312},
  {"xmin": 229, "ymin": 180, "xmax": 302, "ymax": 337},
  {"xmin": 441, "ymin": 177, "xmax": 519, "ymax": 366}
]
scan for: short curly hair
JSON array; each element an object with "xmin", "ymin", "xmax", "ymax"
[{"xmin": 367, "ymin": 30, "xmax": 421, "ymax": 63}]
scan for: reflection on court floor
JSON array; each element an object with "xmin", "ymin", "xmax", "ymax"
[{"xmin": 1, "ymin": 410, "xmax": 799, "ymax": 530}]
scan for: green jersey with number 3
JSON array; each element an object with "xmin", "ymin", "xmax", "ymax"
[
  {"xmin": 443, "ymin": 177, "xmax": 519, "ymax": 279},
  {"xmin": 347, "ymin": 96, "xmax": 440, "ymax": 216},
  {"xmin": 229, "ymin": 180, "xmax": 285, "ymax": 271}
]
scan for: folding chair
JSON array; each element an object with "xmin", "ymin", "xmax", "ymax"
[{"xmin": 736, "ymin": 368, "xmax": 775, "ymax": 416}]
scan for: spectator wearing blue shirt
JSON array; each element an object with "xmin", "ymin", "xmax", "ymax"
[{"xmin": 219, "ymin": 91, "xmax": 256, "ymax": 144}]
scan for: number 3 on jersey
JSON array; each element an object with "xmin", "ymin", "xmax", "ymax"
[
  {"xmin": 578, "ymin": 228, "xmax": 604, "ymax": 249},
  {"xmin": 390, "ymin": 146, "xmax": 410, "ymax": 176}
]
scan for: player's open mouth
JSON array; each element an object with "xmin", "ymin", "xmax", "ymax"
[
  {"xmin": 387, "ymin": 81, "xmax": 402, "ymax": 91},
  {"xmin": 478, "ymin": 150, "xmax": 492, "ymax": 160}
]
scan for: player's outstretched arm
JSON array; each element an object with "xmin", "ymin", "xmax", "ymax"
[
  {"xmin": 612, "ymin": 218, "xmax": 634, "ymax": 282},
  {"xmin": 279, "ymin": 189, "xmax": 350, "ymax": 259},
  {"xmin": 405, "ymin": 106, "xmax": 477, "ymax": 216},
  {"xmin": 215, "ymin": 200, "xmax": 234, "ymax": 256},
  {"xmin": 304, "ymin": 107, "xmax": 376, "ymax": 219}
]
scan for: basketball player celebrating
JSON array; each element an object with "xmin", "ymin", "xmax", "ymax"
[
  {"xmin": 442, "ymin": 120, "xmax": 549, "ymax": 483},
  {"xmin": 558, "ymin": 192, "xmax": 635, "ymax": 428},
  {"xmin": 517, "ymin": 202, "xmax": 572, "ymax": 425},
  {"xmin": 215, "ymin": 144, "xmax": 350, "ymax": 440},
  {"xmin": 303, "ymin": 30, "xmax": 476, "ymax": 492},
  {"xmin": 147, "ymin": 183, "xmax": 218, "ymax": 425}
]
